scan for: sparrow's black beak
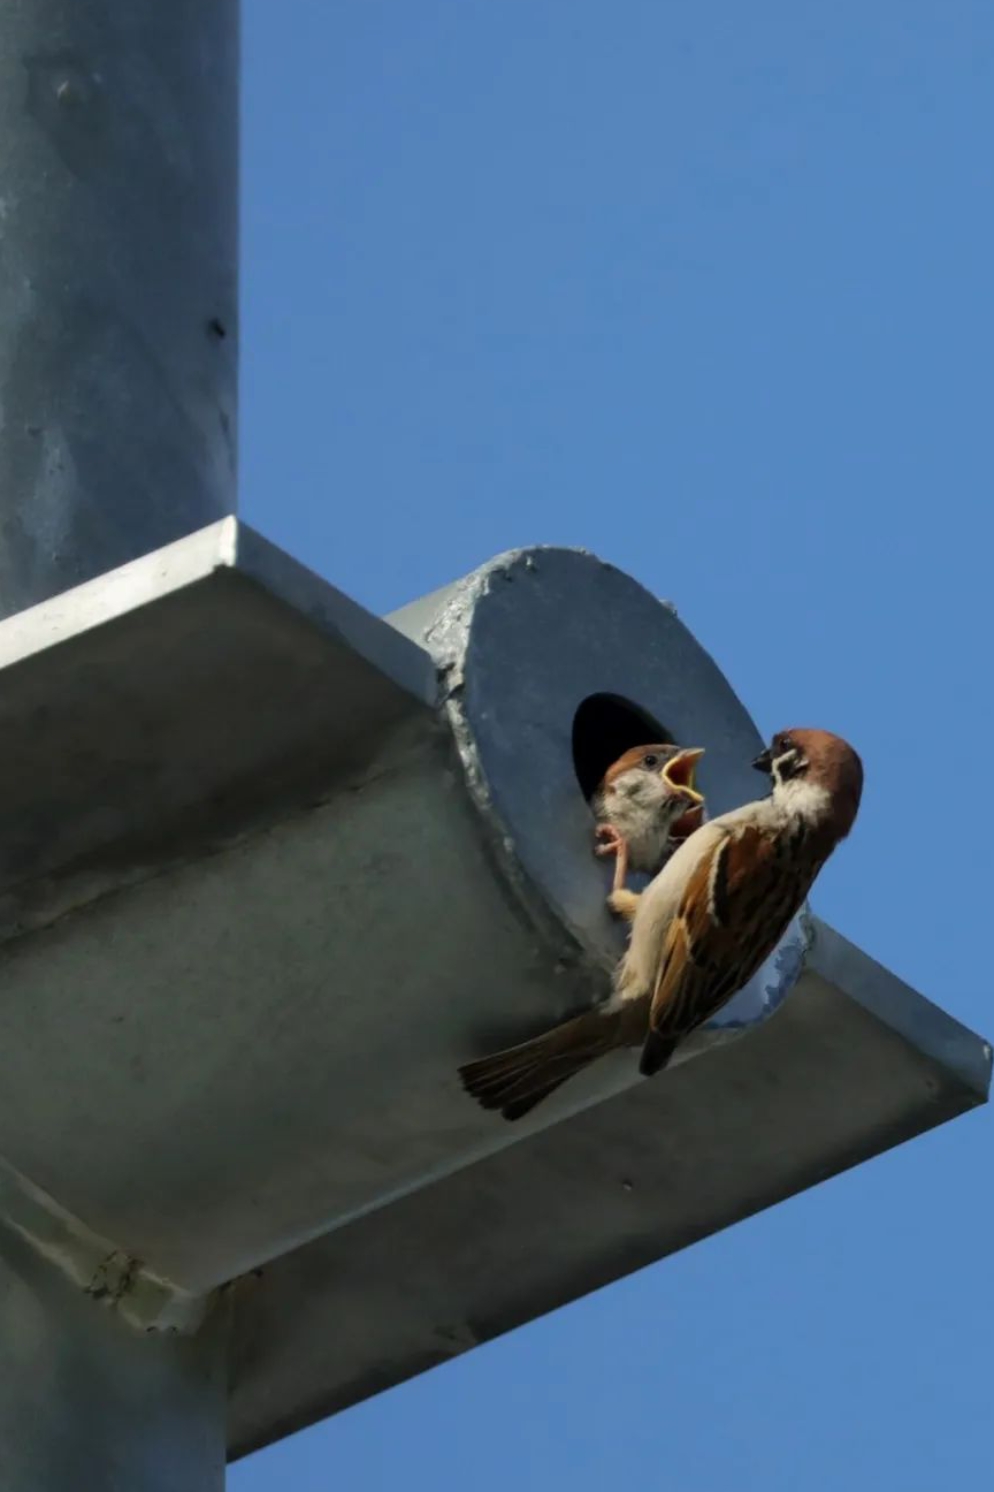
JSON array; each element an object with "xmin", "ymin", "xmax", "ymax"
[{"xmin": 752, "ymin": 746, "xmax": 773, "ymax": 775}]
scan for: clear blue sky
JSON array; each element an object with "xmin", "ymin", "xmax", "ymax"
[{"xmin": 233, "ymin": 4, "xmax": 992, "ymax": 1488}]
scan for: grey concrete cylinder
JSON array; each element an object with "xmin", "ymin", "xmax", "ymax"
[
  {"xmin": 0, "ymin": 0, "xmax": 238, "ymax": 619},
  {"xmin": 390, "ymin": 548, "xmax": 808, "ymax": 1070}
]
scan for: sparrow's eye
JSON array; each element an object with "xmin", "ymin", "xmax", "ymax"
[
  {"xmin": 642, "ymin": 753, "xmax": 659, "ymax": 768},
  {"xmin": 777, "ymin": 737, "xmax": 793, "ymax": 756}
]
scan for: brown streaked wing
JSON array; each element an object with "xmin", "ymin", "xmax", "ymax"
[{"xmin": 641, "ymin": 822, "xmax": 814, "ymax": 1075}]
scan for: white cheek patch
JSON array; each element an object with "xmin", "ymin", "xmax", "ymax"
[{"xmin": 781, "ymin": 778, "xmax": 831, "ymax": 822}]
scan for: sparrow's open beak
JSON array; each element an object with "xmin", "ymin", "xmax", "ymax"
[
  {"xmin": 752, "ymin": 746, "xmax": 773, "ymax": 775},
  {"xmin": 661, "ymin": 747, "xmax": 706, "ymax": 805}
]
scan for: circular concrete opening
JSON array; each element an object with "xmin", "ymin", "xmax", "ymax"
[{"xmin": 572, "ymin": 693, "xmax": 674, "ymax": 801}]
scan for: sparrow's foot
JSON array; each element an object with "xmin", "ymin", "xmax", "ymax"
[
  {"xmin": 595, "ymin": 824, "xmax": 631, "ymax": 894},
  {"xmin": 594, "ymin": 823, "xmax": 624, "ymax": 858},
  {"xmin": 608, "ymin": 888, "xmax": 641, "ymax": 922}
]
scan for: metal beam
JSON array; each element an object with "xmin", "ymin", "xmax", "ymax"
[
  {"xmin": 227, "ymin": 919, "xmax": 988, "ymax": 1458},
  {"xmin": 0, "ymin": 521, "xmax": 983, "ymax": 1473},
  {"xmin": 0, "ymin": 529, "xmax": 819, "ymax": 1296}
]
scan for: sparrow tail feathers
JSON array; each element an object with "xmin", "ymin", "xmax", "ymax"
[
  {"xmin": 459, "ymin": 1009, "xmax": 620, "ymax": 1122},
  {"xmin": 638, "ymin": 1030, "xmax": 678, "ymax": 1078}
]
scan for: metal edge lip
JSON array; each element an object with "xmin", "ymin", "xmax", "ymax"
[
  {"xmin": 807, "ymin": 916, "xmax": 992, "ymax": 1100},
  {"xmin": 0, "ymin": 517, "xmax": 440, "ymax": 715},
  {"xmin": 0, "ymin": 519, "xmax": 240, "ymax": 672},
  {"xmin": 233, "ymin": 523, "xmax": 439, "ymax": 711}
]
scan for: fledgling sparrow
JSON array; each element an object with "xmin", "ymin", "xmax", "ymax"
[
  {"xmin": 591, "ymin": 743, "xmax": 706, "ymax": 901},
  {"xmin": 460, "ymin": 728, "xmax": 863, "ymax": 1120}
]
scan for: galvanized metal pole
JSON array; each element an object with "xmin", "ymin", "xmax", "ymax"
[
  {"xmin": 0, "ymin": 1, "xmax": 237, "ymax": 1485},
  {"xmin": 0, "ymin": 0, "xmax": 238, "ymax": 621},
  {"xmin": 0, "ymin": 1228, "xmax": 229, "ymax": 1491}
]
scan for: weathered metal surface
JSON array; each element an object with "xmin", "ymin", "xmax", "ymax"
[
  {"xmin": 227, "ymin": 920, "xmax": 988, "ymax": 1459},
  {"xmin": 388, "ymin": 547, "xmax": 809, "ymax": 1054},
  {"xmin": 0, "ymin": 530, "xmax": 821, "ymax": 1298},
  {"xmin": 0, "ymin": 1220, "xmax": 228, "ymax": 1491},
  {"xmin": 0, "ymin": 0, "xmax": 238, "ymax": 619},
  {"xmin": 0, "ymin": 522, "xmax": 983, "ymax": 1470}
]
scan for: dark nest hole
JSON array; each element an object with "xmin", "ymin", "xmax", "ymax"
[{"xmin": 572, "ymin": 693, "xmax": 674, "ymax": 801}]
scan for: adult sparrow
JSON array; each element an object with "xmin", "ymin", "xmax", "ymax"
[
  {"xmin": 460, "ymin": 728, "xmax": 863, "ymax": 1120},
  {"xmin": 592, "ymin": 743, "xmax": 706, "ymax": 903}
]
